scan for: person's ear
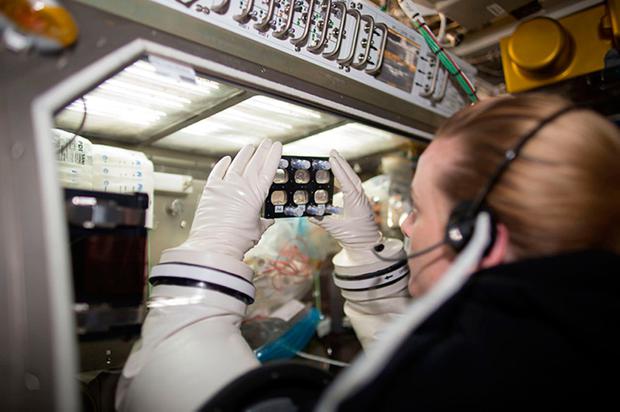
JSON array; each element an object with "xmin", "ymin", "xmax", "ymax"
[{"xmin": 479, "ymin": 223, "xmax": 510, "ymax": 269}]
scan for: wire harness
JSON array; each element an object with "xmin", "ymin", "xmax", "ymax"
[{"xmin": 396, "ymin": 0, "xmax": 479, "ymax": 103}]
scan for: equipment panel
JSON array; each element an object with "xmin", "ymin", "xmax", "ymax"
[{"xmin": 151, "ymin": 0, "xmax": 474, "ymax": 117}]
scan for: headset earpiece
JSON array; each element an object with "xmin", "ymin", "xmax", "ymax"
[
  {"xmin": 445, "ymin": 201, "xmax": 476, "ymax": 253},
  {"xmin": 445, "ymin": 201, "xmax": 496, "ymax": 256}
]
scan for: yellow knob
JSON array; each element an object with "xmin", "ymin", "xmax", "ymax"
[{"xmin": 508, "ymin": 18, "xmax": 570, "ymax": 73}]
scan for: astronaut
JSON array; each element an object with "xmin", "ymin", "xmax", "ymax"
[{"xmin": 116, "ymin": 94, "xmax": 620, "ymax": 411}]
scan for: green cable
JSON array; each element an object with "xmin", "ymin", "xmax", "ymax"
[
  {"xmin": 380, "ymin": 0, "xmax": 389, "ymax": 13},
  {"xmin": 413, "ymin": 20, "xmax": 478, "ymax": 103}
]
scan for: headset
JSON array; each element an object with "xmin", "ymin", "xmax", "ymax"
[{"xmin": 374, "ymin": 105, "xmax": 580, "ymax": 262}]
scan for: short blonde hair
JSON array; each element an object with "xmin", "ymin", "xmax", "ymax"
[{"xmin": 435, "ymin": 93, "xmax": 620, "ymax": 257}]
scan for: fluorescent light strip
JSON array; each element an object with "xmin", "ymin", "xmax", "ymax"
[
  {"xmin": 122, "ymin": 65, "xmax": 219, "ymax": 96},
  {"xmin": 243, "ymin": 96, "xmax": 323, "ymax": 119},
  {"xmin": 182, "ymin": 121, "xmax": 233, "ymax": 135},
  {"xmin": 120, "ymin": 69, "xmax": 212, "ymax": 97},
  {"xmin": 346, "ymin": 124, "xmax": 396, "ymax": 140},
  {"xmin": 65, "ymin": 106, "xmax": 153, "ymax": 126},
  {"xmin": 215, "ymin": 135, "xmax": 264, "ymax": 145},
  {"xmin": 103, "ymin": 78, "xmax": 192, "ymax": 105},
  {"xmin": 201, "ymin": 134, "xmax": 268, "ymax": 143},
  {"xmin": 132, "ymin": 60, "xmax": 221, "ymax": 90},
  {"xmin": 67, "ymin": 96, "xmax": 166, "ymax": 124},
  {"xmin": 81, "ymin": 96, "xmax": 167, "ymax": 119},
  {"xmin": 96, "ymin": 83, "xmax": 187, "ymax": 109},
  {"xmin": 65, "ymin": 102, "xmax": 159, "ymax": 121},
  {"xmin": 283, "ymin": 124, "xmax": 408, "ymax": 158},
  {"xmin": 217, "ymin": 109, "xmax": 293, "ymax": 130},
  {"xmin": 157, "ymin": 134, "xmax": 265, "ymax": 150}
]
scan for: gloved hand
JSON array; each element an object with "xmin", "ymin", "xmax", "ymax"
[
  {"xmin": 118, "ymin": 142, "xmax": 281, "ymax": 411},
  {"xmin": 309, "ymin": 149, "xmax": 384, "ymax": 262},
  {"xmin": 310, "ymin": 150, "xmax": 409, "ymax": 349},
  {"xmin": 160, "ymin": 139, "xmax": 282, "ymax": 272}
]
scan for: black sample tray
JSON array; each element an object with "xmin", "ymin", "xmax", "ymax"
[{"xmin": 263, "ymin": 155, "xmax": 335, "ymax": 219}]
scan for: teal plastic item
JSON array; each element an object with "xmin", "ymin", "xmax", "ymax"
[{"xmin": 255, "ymin": 307, "xmax": 321, "ymax": 363}]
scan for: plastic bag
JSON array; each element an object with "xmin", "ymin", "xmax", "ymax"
[{"xmin": 244, "ymin": 218, "xmax": 337, "ymax": 319}]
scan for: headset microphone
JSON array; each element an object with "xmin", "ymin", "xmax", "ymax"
[{"xmin": 372, "ymin": 239, "xmax": 447, "ymax": 262}]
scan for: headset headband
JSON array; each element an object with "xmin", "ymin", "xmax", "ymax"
[{"xmin": 467, "ymin": 105, "xmax": 580, "ymax": 218}]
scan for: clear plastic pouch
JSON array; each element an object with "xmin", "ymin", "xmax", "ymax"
[{"xmin": 244, "ymin": 218, "xmax": 337, "ymax": 319}]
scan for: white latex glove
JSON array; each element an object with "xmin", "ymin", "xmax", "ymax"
[
  {"xmin": 309, "ymin": 149, "xmax": 383, "ymax": 262},
  {"xmin": 160, "ymin": 139, "xmax": 282, "ymax": 268},
  {"xmin": 118, "ymin": 141, "xmax": 282, "ymax": 411},
  {"xmin": 310, "ymin": 150, "xmax": 410, "ymax": 350}
]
